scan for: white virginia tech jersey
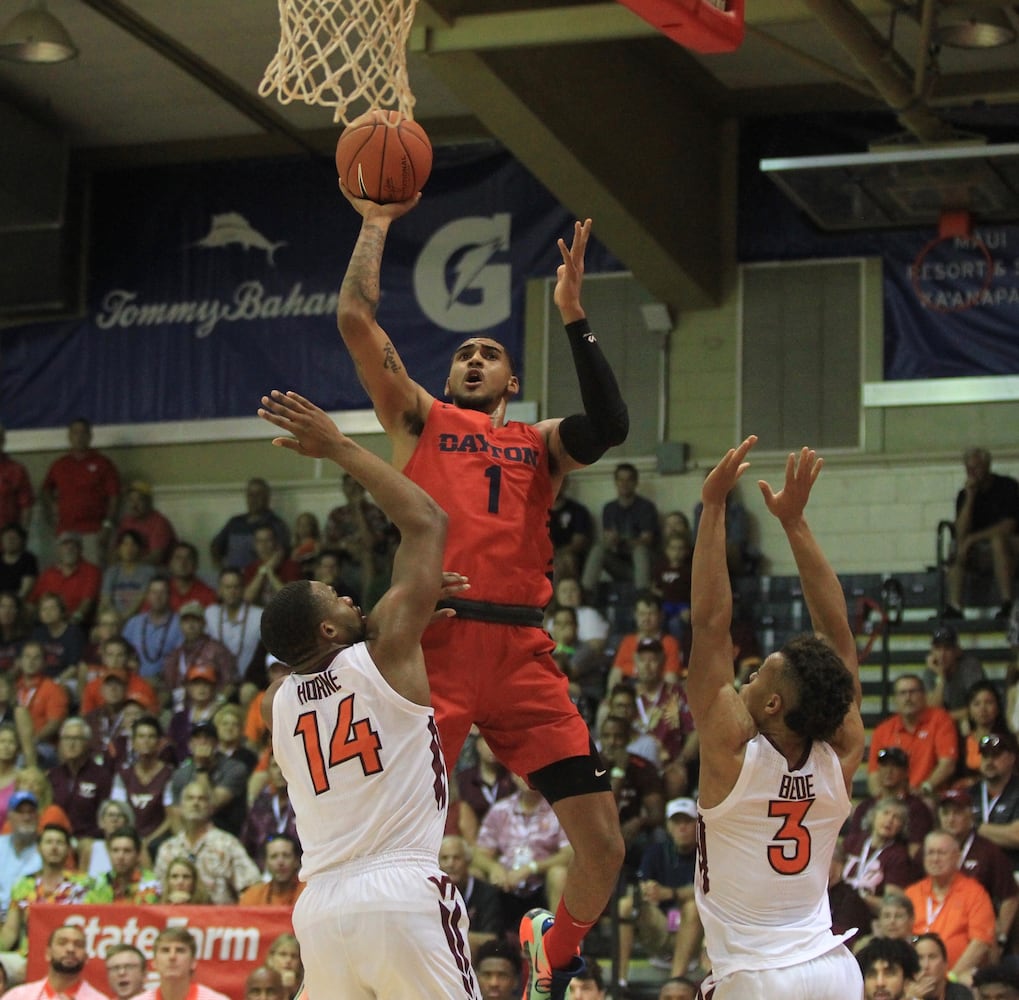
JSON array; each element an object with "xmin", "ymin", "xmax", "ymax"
[
  {"xmin": 696, "ymin": 733, "xmax": 853, "ymax": 979},
  {"xmin": 271, "ymin": 642, "xmax": 448, "ymax": 881}
]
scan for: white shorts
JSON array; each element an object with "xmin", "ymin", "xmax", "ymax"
[
  {"xmin": 697, "ymin": 944, "xmax": 863, "ymax": 1000},
  {"xmin": 293, "ymin": 851, "xmax": 480, "ymax": 1000}
]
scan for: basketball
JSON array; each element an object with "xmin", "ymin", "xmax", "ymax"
[{"xmin": 335, "ymin": 109, "xmax": 433, "ymax": 204}]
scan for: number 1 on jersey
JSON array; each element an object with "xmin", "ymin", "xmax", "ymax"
[{"xmin": 295, "ymin": 694, "xmax": 384, "ymax": 794}]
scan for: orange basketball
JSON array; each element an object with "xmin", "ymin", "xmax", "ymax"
[{"xmin": 335, "ymin": 109, "xmax": 433, "ymax": 204}]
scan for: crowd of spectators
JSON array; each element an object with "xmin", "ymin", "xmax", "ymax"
[{"xmin": 5, "ymin": 422, "xmax": 1019, "ymax": 998}]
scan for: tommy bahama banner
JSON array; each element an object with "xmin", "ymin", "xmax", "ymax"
[{"xmin": 0, "ymin": 145, "xmax": 618, "ymax": 429}]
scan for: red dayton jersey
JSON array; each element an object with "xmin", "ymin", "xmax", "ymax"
[{"xmin": 402, "ymin": 402, "xmax": 555, "ymax": 607}]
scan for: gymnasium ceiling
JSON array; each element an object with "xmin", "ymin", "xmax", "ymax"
[{"xmin": 1, "ymin": 0, "xmax": 1018, "ymax": 310}]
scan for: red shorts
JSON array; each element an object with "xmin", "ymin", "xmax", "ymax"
[{"xmin": 422, "ymin": 616, "xmax": 592, "ymax": 777}]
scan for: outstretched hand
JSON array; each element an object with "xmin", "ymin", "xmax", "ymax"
[
  {"xmin": 258, "ymin": 390, "xmax": 344, "ymax": 459},
  {"xmin": 758, "ymin": 446, "xmax": 823, "ymax": 525},
  {"xmin": 701, "ymin": 436, "xmax": 757, "ymax": 506},
  {"xmin": 553, "ymin": 218, "xmax": 592, "ymax": 323},
  {"xmin": 338, "ymin": 179, "xmax": 420, "ymax": 221}
]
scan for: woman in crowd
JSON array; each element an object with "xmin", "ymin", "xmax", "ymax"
[
  {"xmin": 841, "ymin": 798, "xmax": 919, "ymax": 917},
  {"xmin": 163, "ymin": 856, "xmax": 210, "ymax": 904},
  {"xmin": 266, "ymin": 934, "xmax": 303, "ymax": 1000},
  {"xmin": 80, "ymin": 798, "xmax": 136, "ymax": 877},
  {"xmin": 959, "ymin": 680, "xmax": 1012, "ymax": 787}
]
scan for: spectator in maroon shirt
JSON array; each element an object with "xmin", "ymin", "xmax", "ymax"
[{"xmin": 48, "ymin": 716, "xmax": 113, "ymax": 841}]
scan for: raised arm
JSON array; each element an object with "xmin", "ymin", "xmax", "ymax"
[
  {"xmin": 336, "ymin": 185, "xmax": 433, "ymax": 456},
  {"xmin": 687, "ymin": 438, "xmax": 758, "ymax": 775},
  {"xmin": 538, "ymin": 219, "xmax": 629, "ymax": 477},
  {"xmin": 258, "ymin": 390, "xmax": 446, "ymax": 702},
  {"xmin": 758, "ymin": 449, "xmax": 859, "ymax": 700},
  {"xmin": 758, "ymin": 448, "xmax": 865, "ymax": 772}
]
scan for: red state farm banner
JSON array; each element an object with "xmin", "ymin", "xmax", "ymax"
[{"xmin": 28, "ymin": 904, "xmax": 294, "ymax": 1000}]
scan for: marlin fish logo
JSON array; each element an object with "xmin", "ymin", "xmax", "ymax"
[{"xmin": 194, "ymin": 213, "xmax": 287, "ymax": 266}]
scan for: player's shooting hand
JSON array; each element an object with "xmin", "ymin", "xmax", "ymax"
[
  {"xmin": 338, "ymin": 179, "xmax": 420, "ymax": 220},
  {"xmin": 258, "ymin": 390, "xmax": 345, "ymax": 459},
  {"xmin": 758, "ymin": 446, "xmax": 823, "ymax": 526},
  {"xmin": 553, "ymin": 218, "xmax": 592, "ymax": 324},
  {"xmin": 701, "ymin": 436, "xmax": 757, "ymax": 507}
]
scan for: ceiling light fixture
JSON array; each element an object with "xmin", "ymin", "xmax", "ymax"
[
  {"xmin": 935, "ymin": 3, "xmax": 1017, "ymax": 48},
  {"xmin": 0, "ymin": 0, "xmax": 78, "ymax": 63}
]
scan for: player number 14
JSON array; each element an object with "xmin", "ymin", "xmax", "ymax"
[{"xmin": 295, "ymin": 694, "xmax": 383, "ymax": 794}]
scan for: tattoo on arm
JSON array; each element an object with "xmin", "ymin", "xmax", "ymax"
[
  {"xmin": 342, "ymin": 222, "xmax": 389, "ymax": 314},
  {"xmin": 383, "ymin": 342, "xmax": 402, "ymax": 375}
]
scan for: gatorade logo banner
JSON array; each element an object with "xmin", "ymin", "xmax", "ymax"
[{"xmin": 0, "ymin": 146, "xmax": 618, "ymax": 430}]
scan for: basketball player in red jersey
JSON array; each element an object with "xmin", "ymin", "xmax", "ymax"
[
  {"xmin": 337, "ymin": 190, "xmax": 628, "ymax": 1000},
  {"xmin": 688, "ymin": 439, "xmax": 865, "ymax": 999}
]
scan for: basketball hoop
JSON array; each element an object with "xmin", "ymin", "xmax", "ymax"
[
  {"xmin": 616, "ymin": 0, "xmax": 745, "ymax": 53},
  {"xmin": 259, "ymin": 0, "xmax": 418, "ymax": 125},
  {"xmin": 909, "ymin": 209, "xmax": 994, "ymax": 314}
]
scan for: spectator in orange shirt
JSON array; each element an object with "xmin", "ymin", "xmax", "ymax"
[
  {"xmin": 905, "ymin": 829, "xmax": 995, "ymax": 975},
  {"xmin": 238, "ymin": 834, "xmax": 304, "ymax": 907},
  {"xmin": 607, "ymin": 591, "xmax": 683, "ymax": 690},
  {"xmin": 79, "ymin": 637, "xmax": 158, "ymax": 717},
  {"xmin": 868, "ymin": 674, "xmax": 959, "ymax": 799},
  {"xmin": 244, "ymin": 656, "xmax": 290, "ymax": 754},
  {"xmin": 13, "ymin": 641, "xmax": 68, "ymax": 766}
]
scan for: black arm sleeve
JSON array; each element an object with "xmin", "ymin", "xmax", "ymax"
[{"xmin": 557, "ymin": 318, "xmax": 630, "ymax": 466}]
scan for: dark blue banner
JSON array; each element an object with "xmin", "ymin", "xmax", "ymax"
[
  {"xmin": 739, "ymin": 114, "xmax": 1019, "ymax": 380},
  {"xmin": 0, "ymin": 145, "xmax": 619, "ymax": 429}
]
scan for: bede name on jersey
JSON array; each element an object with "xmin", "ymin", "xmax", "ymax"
[{"xmin": 777, "ymin": 774, "xmax": 815, "ymax": 800}]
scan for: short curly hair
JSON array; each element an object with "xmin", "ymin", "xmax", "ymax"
[
  {"xmin": 260, "ymin": 581, "xmax": 326, "ymax": 666},
  {"xmin": 778, "ymin": 635, "xmax": 855, "ymax": 743}
]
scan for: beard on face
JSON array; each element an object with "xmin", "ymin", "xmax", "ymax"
[{"xmin": 51, "ymin": 953, "xmax": 86, "ymax": 976}]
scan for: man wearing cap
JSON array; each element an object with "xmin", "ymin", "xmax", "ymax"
[
  {"xmin": 973, "ymin": 730, "xmax": 1019, "ymax": 871},
  {"xmin": 169, "ymin": 719, "xmax": 248, "ymax": 838},
  {"xmin": 617, "ymin": 797, "xmax": 702, "ymax": 987},
  {"xmin": 111, "ymin": 480, "xmax": 177, "ymax": 566},
  {"xmin": 0, "ymin": 791, "xmax": 42, "ymax": 919},
  {"xmin": 845, "ymin": 746, "xmax": 934, "ymax": 857},
  {"xmin": 41, "ymin": 417, "xmax": 120, "ymax": 568},
  {"xmin": 1, "ymin": 923, "xmax": 110, "ymax": 1000},
  {"xmin": 166, "ymin": 542, "xmax": 218, "ymax": 612},
  {"xmin": 161, "ymin": 601, "xmax": 237, "ymax": 711},
  {"xmin": 868, "ymin": 673, "xmax": 958, "ymax": 800},
  {"xmin": 607, "ymin": 591, "xmax": 683, "ymax": 690},
  {"xmin": 937, "ymin": 788, "xmax": 1018, "ymax": 951},
  {"xmin": 28, "ymin": 531, "xmax": 102, "ymax": 626},
  {"xmin": 83, "ymin": 664, "xmax": 133, "ymax": 758},
  {"xmin": 924, "ymin": 625, "xmax": 985, "ymax": 724},
  {"xmin": 79, "ymin": 635, "xmax": 159, "ymax": 717},
  {"xmin": 632, "ymin": 636, "xmax": 698, "ymax": 798}
]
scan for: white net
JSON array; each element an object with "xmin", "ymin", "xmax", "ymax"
[{"xmin": 259, "ymin": 0, "xmax": 418, "ymax": 125}]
